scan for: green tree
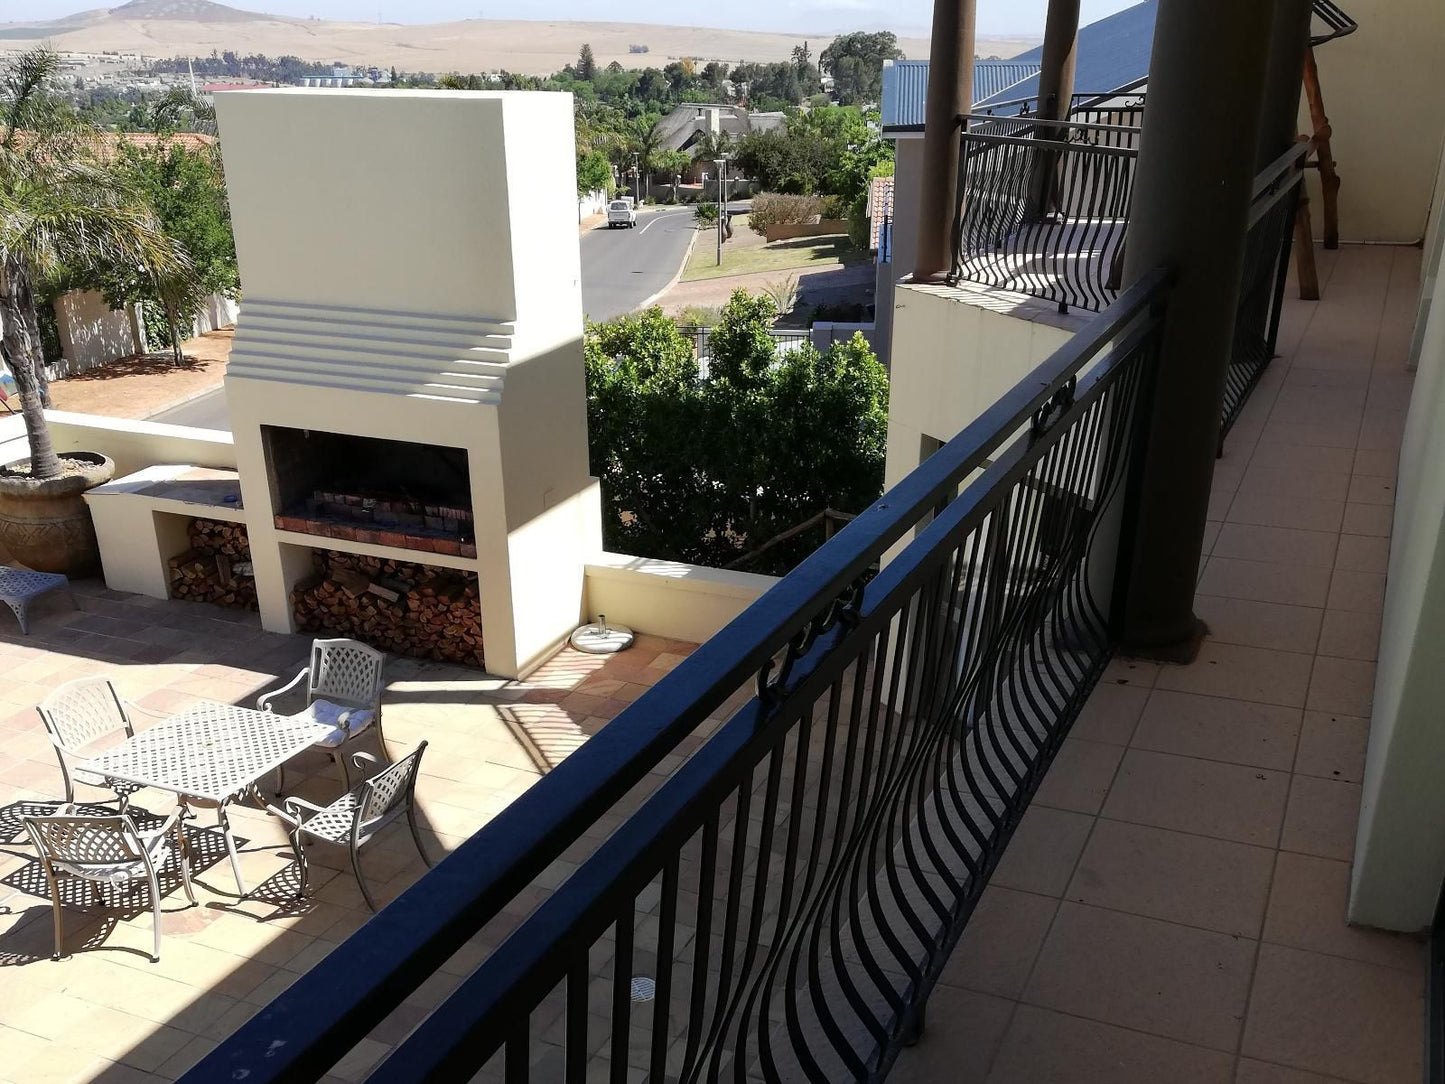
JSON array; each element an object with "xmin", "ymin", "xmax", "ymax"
[
  {"xmin": 584, "ymin": 293, "xmax": 888, "ymax": 570},
  {"xmin": 0, "ymin": 48, "xmax": 183, "ymax": 479},
  {"xmin": 576, "ymin": 148, "xmax": 614, "ymax": 195},
  {"xmin": 819, "ymin": 31, "xmax": 904, "ymax": 105},
  {"xmin": 577, "ymin": 43, "xmax": 597, "ymax": 82},
  {"xmin": 94, "ymin": 137, "xmax": 238, "ymax": 364}
]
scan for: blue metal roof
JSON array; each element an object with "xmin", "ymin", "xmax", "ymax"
[
  {"xmin": 977, "ymin": 0, "xmax": 1157, "ymax": 109},
  {"xmin": 881, "ymin": 59, "xmax": 1042, "ymax": 131},
  {"xmin": 883, "ymin": 0, "xmax": 1157, "ymax": 130}
]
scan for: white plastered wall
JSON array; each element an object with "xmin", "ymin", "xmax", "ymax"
[
  {"xmin": 1349, "ymin": 145, "xmax": 1445, "ymax": 931},
  {"xmin": 1303, "ymin": 0, "xmax": 1445, "ymax": 243}
]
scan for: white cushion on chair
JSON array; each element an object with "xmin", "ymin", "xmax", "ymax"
[{"xmin": 293, "ymin": 700, "xmax": 376, "ymax": 748}]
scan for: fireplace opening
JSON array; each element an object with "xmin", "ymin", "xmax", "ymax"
[{"xmin": 263, "ymin": 425, "xmax": 476, "ymax": 557}]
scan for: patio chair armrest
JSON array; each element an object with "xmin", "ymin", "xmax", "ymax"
[
  {"xmin": 257, "ymin": 669, "xmax": 309, "ymax": 712},
  {"xmin": 282, "ymin": 795, "xmax": 330, "ymax": 823},
  {"xmin": 350, "ymin": 750, "xmax": 379, "ymax": 774}
]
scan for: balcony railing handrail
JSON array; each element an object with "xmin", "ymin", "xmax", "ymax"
[
  {"xmin": 366, "ymin": 270, "xmax": 1173, "ymax": 1081},
  {"xmin": 955, "ymin": 126, "xmax": 1143, "ymax": 157},
  {"xmin": 975, "ymin": 79, "xmax": 1148, "ymax": 115},
  {"xmin": 1250, "ymin": 140, "xmax": 1310, "ymax": 218},
  {"xmin": 958, "ymin": 111, "xmax": 1144, "ymax": 138},
  {"xmin": 186, "ymin": 266, "xmax": 1172, "ymax": 1084},
  {"xmin": 1220, "ymin": 141, "xmax": 1308, "ymax": 445}
]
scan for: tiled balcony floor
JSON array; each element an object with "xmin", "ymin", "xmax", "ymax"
[
  {"xmin": 893, "ymin": 242, "xmax": 1426, "ymax": 1084},
  {"xmin": 0, "ymin": 592, "xmax": 695, "ymax": 1083}
]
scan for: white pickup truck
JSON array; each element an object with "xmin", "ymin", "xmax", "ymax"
[{"xmin": 606, "ymin": 198, "xmax": 637, "ymax": 229}]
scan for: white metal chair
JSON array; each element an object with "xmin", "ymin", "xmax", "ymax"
[
  {"xmin": 257, "ymin": 638, "xmax": 389, "ymax": 792},
  {"xmin": 275, "ymin": 742, "xmax": 430, "ymax": 913},
  {"xmin": 24, "ymin": 809, "xmax": 196, "ymax": 962},
  {"xmin": 36, "ymin": 678, "xmax": 145, "ymax": 810}
]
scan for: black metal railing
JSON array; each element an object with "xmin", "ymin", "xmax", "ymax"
[
  {"xmin": 951, "ymin": 113, "xmax": 1141, "ymax": 314},
  {"xmin": 1219, "ymin": 142, "xmax": 1307, "ymax": 446},
  {"xmin": 184, "ymin": 271, "xmax": 1169, "ymax": 1083},
  {"xmin": 977, "ymin": 84, "xmax": 1147, "ymax": 128}
]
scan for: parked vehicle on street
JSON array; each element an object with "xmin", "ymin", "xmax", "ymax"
[{"xmin": 607, "ymin": 198, "xmax": 637, "ymax": 229}]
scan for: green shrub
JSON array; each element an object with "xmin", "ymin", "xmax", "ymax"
[{"xmin": 693, "ymin": 201, "xmax": 720, "ymax": 226}]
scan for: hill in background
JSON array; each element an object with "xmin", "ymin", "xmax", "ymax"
[{"xmin": 0, "ymin": 1, "xmax": 1036, "ymax": 76}]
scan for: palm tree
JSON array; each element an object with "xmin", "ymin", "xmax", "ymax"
[
  {"xmin": 690, "ymin": 128, "xmax": 733, "ymax": 168},
  {"xmin": 627, "ymin": 114, "xmax": 664, "ymax": 199},
  {"xmin": 0, "ymin": 48, "xmax": 183, "ymax": 480}
]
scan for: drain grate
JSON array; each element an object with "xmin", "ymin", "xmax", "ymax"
[{"xmin": 629, "ymin": 976, "xmax": 656, "ymax": 1003}]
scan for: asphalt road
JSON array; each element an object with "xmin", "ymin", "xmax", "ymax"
[{"xmin": 150, "ymin": 205, "xmax": 717, "ymax": 431}]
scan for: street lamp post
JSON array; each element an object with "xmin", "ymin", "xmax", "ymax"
[{"xmin": 715, "ymin": 154, "xmax": 729, "ymax": 266}]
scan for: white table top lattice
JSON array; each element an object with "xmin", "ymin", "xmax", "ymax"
[{"xmin": 80, "ymin": 700, "xmax": 333, "ymax": 804}]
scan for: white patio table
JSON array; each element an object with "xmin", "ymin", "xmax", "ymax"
[{"xmin": 77, "ymin": 700, "xmax": 333, "ymax": 894}]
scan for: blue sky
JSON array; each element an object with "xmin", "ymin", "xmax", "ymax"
[{"xmin": 8, "ymin": 1, "xmax": 1140, "ymax": 37}]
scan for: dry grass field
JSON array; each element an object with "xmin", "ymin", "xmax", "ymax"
[{"xmin": 0, "ymin": 2, "xmax": 1036, "ymax": 76}]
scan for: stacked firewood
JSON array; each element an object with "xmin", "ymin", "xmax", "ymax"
[
  {"xmin": 168, "ymin": 519, "xmax": 258, "ymax": 610},
  {"xmin": 291, "ymin": 550, "xmax": 485, "ymax": 667}
]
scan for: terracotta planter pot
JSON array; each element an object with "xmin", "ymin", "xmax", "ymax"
[{"xmin": 0, "ymin": 452, "xmax": 115, "ymax": 576}]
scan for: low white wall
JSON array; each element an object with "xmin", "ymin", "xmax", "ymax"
[
  {"xmin": 584, "ymin": 552, "xmax": 776, "ymax": 646},
  {"xmin": 884, "ymin": 281, "xmax": 1079, "ymax": 494},
  {"xmin": 579, "ymin": 187, "xmax": 609, "ymax": 221},
  {"xmin": 51, "ymin": 290, "xmax": 143, "ymax": 380},
  {"xmin": 192, "ymin": 294, "xmax": 240, "ymax": 336},
  {"xmin": 41, "ymin": 411, "xmax": 237, "ymax": 476},
  {"xmin": 811, "ymin": 322, "xmax": 878, "ymax": 355}
]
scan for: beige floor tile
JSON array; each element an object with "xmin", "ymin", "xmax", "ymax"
[
  {"xmin": 1131, "ymin": 689, "xmax": 1300, "ymax": 772},
  {"xmin": 1346, "ymin": 474, "xmax": 1396, "ymax": 506},
  {"xmin": 991, "ymin": 804, "xmax": 1094, "ymax": 898},
  {"xmin": 1067, "ymin": 819, "xmax": 1274, "ymax": 936},
  {"xmin": 1225, "ymin": 490, "xmax": 1345, "ymax": 534},
  {"xmin": 1101, "ymin": 749, "xmax": 1290, "ymax": 847},
  {"xmin": 1241, "ymin": 944, "xmax": 1423, "ymax": 1084},
  {"xmin": 1333, "ymin": 533, "xmax": 1390, "ymax": 574},
  {"xmin": 1249, "ymin": 442, "xmax": 1356, "ymax": 476},
  {"xmin": 1234, "ymin": 1059, "xmax": 1355, "ymax": 1084},
  {"xmin": 1315, "ymin": 609, "xmax": 1381, "ymax": 661},
  {"xmin": 986, "ymin": 1005, "xmax": 1234, "ymax": 1084},
  {"xmin": 1197, "ymin": 557, "xmax": 1332, "ymax": 609},
  {"xmin": 1351, "ymin": 447, "xmax": 1399, "ymax": 478},
  {"xmin": 1193, "ymin": 596, "xmax": 1323, "ymax": 654},
  {"xmin": 938, "ymin": 886, "xmax": 1058, "ymax": 999},
  {"xmin": 1069, "ymin": 682, "xmax": 1149, "ymax": 746},
  {"xmin": 1340, "ymin": 502, "xmax": 1392, "ymax": 537},
  {"xmin": 1154, "ymin": 642, "xmax": 1314, "ymax": 709},
  {"xmin": 1213, "ymin": 523, "xmax": 1335, "ymax": 569},
  {"xmin": 1294, "ymin": 711, "xmax": 1369, "ymax": 783},
  {"xmin": 1032, "ymin": 739, "xmax": 1123, "ymax": 816},
  {"xmin": 1103, "ymin": 656, "xmax": 1161, "ymax": 689},
  {"xmin": 1023, "ymin": 903, "xmax": 1256, "ymax": 1051},
  {"xmin": 1280, "ymin": 776, "xmax": 1361, "ymax": 862},
  {"xmin": 1263, "ymin": 851, "xmax": 1424, "ymax": 973},
  {"xmin": 1325, "ymin": 569, "xmax": 1386, "ymax": 615},
  {"xmin": 891, "ymin": 986, "xmax": 1014, "ymax": 1084},
  {"xmin": 1236, "ymin": 465, "xmax": 1350, "ymax": 503},
  {"xmin": 1306, "ymin": 657, "xmax": 1376, "ymax": 717}
]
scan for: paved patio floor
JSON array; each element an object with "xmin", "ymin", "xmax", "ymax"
[
  {"xmin": 893, "ymin": 243, "xmax": 1426, "ymax": 1084},
  {"xmin": 0, "ymin": 589, "xmax": 694, "ymax": 1083}
]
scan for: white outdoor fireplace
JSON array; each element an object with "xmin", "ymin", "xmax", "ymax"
[{"xmin": 213, "ymin": 88, "xmax": 601, "ymax": 677}]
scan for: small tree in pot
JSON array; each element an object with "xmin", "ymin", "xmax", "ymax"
[{"xmin": 0, "ymin": 48, "xmax": 185, "ymax": 574}]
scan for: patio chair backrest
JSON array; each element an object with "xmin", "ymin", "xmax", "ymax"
[
  {"xmin": 309, "ymin": 638, "xmax": 385, "ymax": 713},
  {"xmin": 25, "ymin": 814, "xmax": 146, "ymax": 872},
  {"xmin": 357, "ymin": 741, "xmax": 427, "ymax": 829},
  {"xmin": 37, "ymin": 677, "xmax": 132, "ymax": 755}
]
